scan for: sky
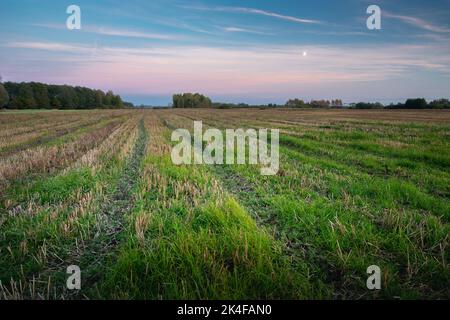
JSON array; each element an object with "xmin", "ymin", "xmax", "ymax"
[{"xmin": 1, "ymin": 0, "xmax": 450, "ymax": 106}]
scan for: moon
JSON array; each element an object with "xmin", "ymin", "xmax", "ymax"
[{"xmin": 302, "ymin": 51, "xmax": 308, "ymax": 57}]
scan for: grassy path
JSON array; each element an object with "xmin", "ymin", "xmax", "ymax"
[{"xmin": 63, "ymin": 118, "xmax": 148, "ymax": 298}]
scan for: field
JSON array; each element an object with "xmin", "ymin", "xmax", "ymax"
[{"xmin": 0, "ymin": 108, "xmax": 449, "ymax": 299}]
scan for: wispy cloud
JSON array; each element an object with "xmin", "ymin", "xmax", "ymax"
[
  {"xmin": 32, "ymin": 23, "xmax": 66, "ymax": 30},
  {"xmin": 183, "ymin": 5, "xmax": 323, "ymax": 25},
  {"xmin": 33, "ymin": 23, "xmax": 180, "ymax": 40},
  {"xmin": 155, "ymin": 20, "xmax": 216, "ymax": 35},
  {"xmin": 93, "ymin": 27, "xmax": 177, "ymax": 40},
  {"xmin": 7, "ymin": 41, "xmax": 92, "ymax": 53},
  {"xmin": 223, "ymin": 27, "xmax": 273, "ymax": 35},
  {"xmin": 227, "ymin": 7, "xmax": 322, "ymax": 24},
  {"xmin": 385, "ymin": 12, "xmax": 450, "ymax": 33}
]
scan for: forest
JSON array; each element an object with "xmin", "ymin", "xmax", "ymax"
[{"xmin": 0, "ymin": 82, "xmax": 129, "ymax": 109}]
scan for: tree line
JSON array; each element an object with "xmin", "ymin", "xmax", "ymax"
[
  {"xmin": 347, "ymin": 98, "xmax": 450, "ymax": 109},
  {"xmin": 285, "ymin": 99, "xmax": 343, "ymax": 108},
  {"xmin": 384, "ymin": 98, "xmax": 450, "ymax": 109},
  {"xmin": 286, "ymin": 98, "xmax": 450, "ymax": 109},
  {"xmin": 171, "ymin": 94, "xmax": 450, "ymax": 109},
  {"xmin": 172, "ymin": 93, "xmax": 212, "ymax": 108},
  {"xmin": 0, "ymin": 82, "xmax": 132, "ymax": 109}
]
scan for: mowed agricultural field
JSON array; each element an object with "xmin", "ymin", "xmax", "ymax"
[{"xmin": 0, "ymin": 108, "xmax": 449, "ymax": 299}]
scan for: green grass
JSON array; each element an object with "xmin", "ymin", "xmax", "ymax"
[
  {"xmin": 98, "ymin": 152, "xmax": 318, "ymax": 299},
  {"xmin": 0, "ymin": 109, "xmax": 449, "ymax": 299},
  {"xmin": 163, "ymin": 111, "xmax": 449, "ymax": 299}
]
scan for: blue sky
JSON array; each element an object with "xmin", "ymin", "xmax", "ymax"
[{"xmin": 1, "ymin": 0, "xmax": 450, "ymax": 105}]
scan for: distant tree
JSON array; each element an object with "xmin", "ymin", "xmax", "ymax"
[
  {"xmin": 405, "ymin": 98, "xmax": 427, "ymax": 109},
  {"xmin": 3, "ymin": 82, "xmax": 19, "ymax": 108},
  {"xmin": 47, "ymin": 85, "xmax": 62, "ymax": 108},
  {"xmin": 331, "ymin": 99, "xmax": 343, "ymax": 107},
  {"xmin": 183, "ymin": 93, "xmax": 194, "ymax": 108},
  {"xmin": 104, "ymin": 90, "xmax": 115, "ymax": 107},
  {"xmin": 285, "ymin": 99, "xmax": 307, "ymax": 108},
  {"xmin": 52, "ymin": 96, "xmax": 62, "ymax": 108},
  {"xmin": 172, "ymin": 93, "xmax": 212, "ymax": 108},
  {"xmin": 94, "ymin": 90, "xmax": 105, "ymax": 108},
  {"xmin": 12, "ymin": 83, "xmax": 37, "ymax": 109},
  {"xmin": 0, "ymin": 83, "xmax": 9, "ymax": 108},
  {"xmin": 59, "ymin": 85, "xmax": 78, "ymax": 109},
  {"xmin": 429, "ymin": 99, "xmax": 450, "ymax": 109},
  {"xmin": 310, "ymin": 100, "xmax": 330, "ymax": 108},
  {"xmin": 75, "ymin": 87, "xmax": 89, "ymax": 109},
  {"xmin": 123, "ymin": 101, "xmax": 134, "ymax": 108},
  {"xmin": 111, "ymin": 94, "xmax": 123, "ymax": 108},
  {"xmin": 172, "ymin": 94, "xmax": 183, "ymax": 108},
  {"xmin": 31, "ymin": 82, "xmax": 50, "ymax": 108},
  {"xmin": 193, "ymin": 93, "xmax": 212, "ymax": 108},
  {"xmin": 351, "ymin": 102, "xmax": 384, "ymax": 109},
  {"xmin": 385, "ymin": 102, "xmax": 405, "ymax": 109}
]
